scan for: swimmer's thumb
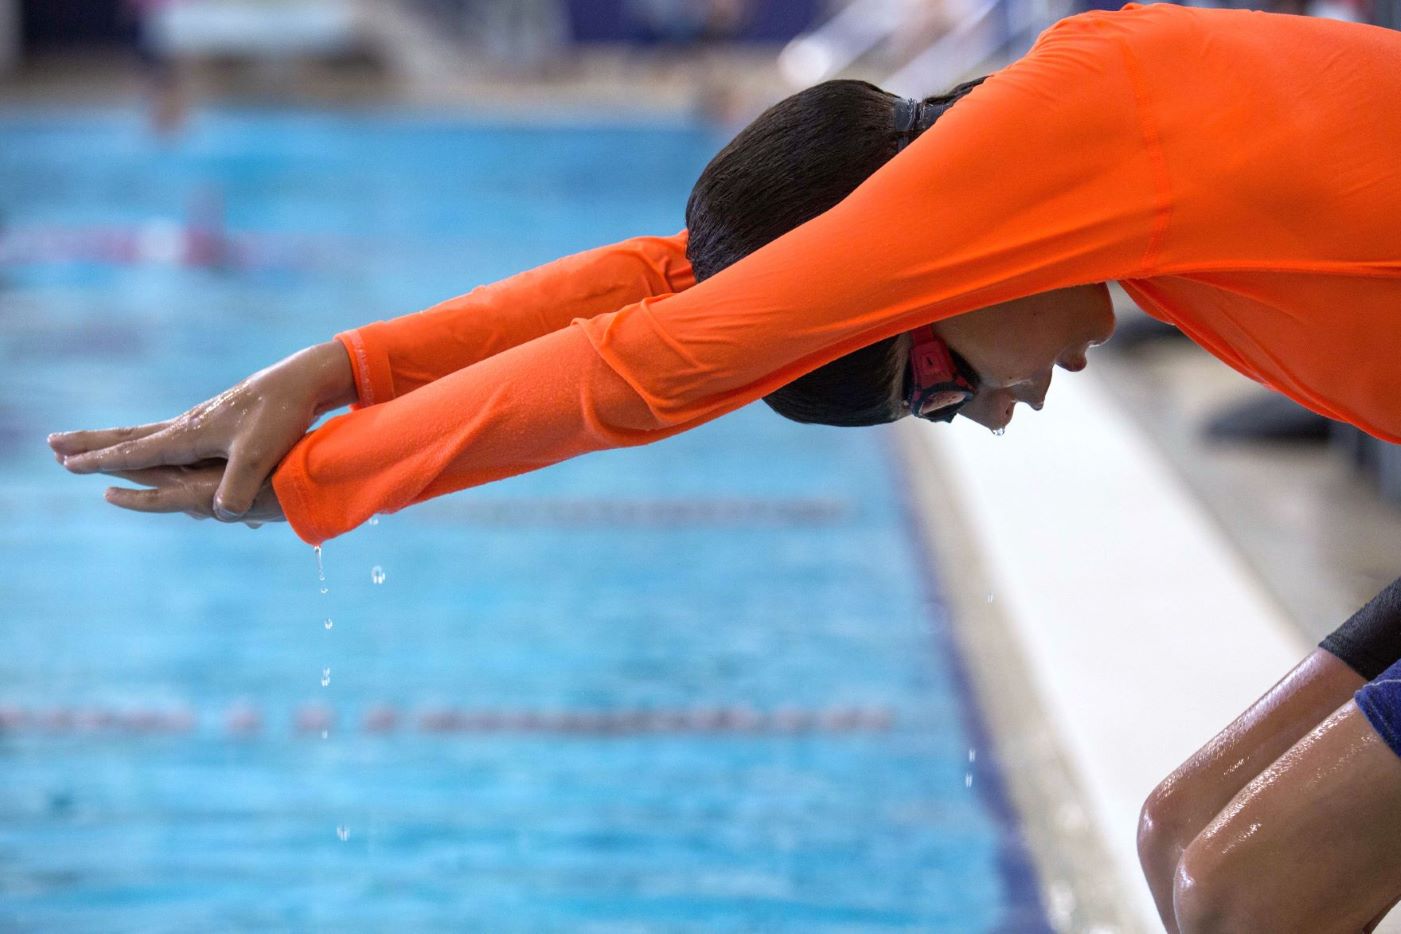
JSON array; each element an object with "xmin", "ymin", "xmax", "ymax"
[{"xmin": 213, "ymin": 455, "xmax": 268, "ymax": 521}]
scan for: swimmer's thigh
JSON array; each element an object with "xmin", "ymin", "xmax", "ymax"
[
  {"xmin": 1137, "ymin": 648, "xmax": 1363, "ymax": 924},
  {"xmin": 1173, "ymin": 692, "xmax": 1401, "ymax": 933},
  {"xmin": 1146, "ymin": 572, "xmax": 1401, "ymax": 854}
]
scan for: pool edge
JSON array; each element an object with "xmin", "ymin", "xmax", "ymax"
[{"xmin": 890, "ymin": 422, "xmax": 1149, "ymax": 934}]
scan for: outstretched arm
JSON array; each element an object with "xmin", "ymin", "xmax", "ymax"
[
  {"xmin": 50, "ymin": 231, "xmax": 692, "ymax": 521},
  {"xmin": 271, "ymin": 15, "xmax": 1162, "ymax": 544},
  {"xmin": 338, "ymin": 230, "xmax": 692, "ymax": 407}
]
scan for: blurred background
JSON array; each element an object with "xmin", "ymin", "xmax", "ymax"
[{"xmin": 3, "ymin": 1, "xmax": 1400, "ymax": 932}]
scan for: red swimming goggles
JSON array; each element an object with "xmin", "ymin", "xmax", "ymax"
[{"xmin": 903, "ymin": 325, "xmax": 980, "ymax": 423}]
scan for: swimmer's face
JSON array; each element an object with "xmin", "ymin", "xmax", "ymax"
[{"xmin": 919, "ymin": 284, "xmax": 1116, "ymax": 431}]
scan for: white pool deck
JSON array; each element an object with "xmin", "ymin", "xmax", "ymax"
[{"xmin": 901, "ymin": 367, "xmax": 1401, "ymax": 933}]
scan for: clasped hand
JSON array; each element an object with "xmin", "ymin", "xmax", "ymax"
[{"xmin": 48, "ymin": 341, "xmax": 355, "ymax": 528}]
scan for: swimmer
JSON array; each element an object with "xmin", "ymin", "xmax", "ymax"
[{"xmin": 49, "ymin": 5, "xmax": 1401, "ymax": 929}]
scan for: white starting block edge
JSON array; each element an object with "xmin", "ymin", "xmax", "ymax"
[
  {"xmin": 152, "ymin": 0, "xmax": 360, "ymax": 58},
  {"xmin": 909, "ymin": 368, "xmax": 1309, "ymax": 931}
]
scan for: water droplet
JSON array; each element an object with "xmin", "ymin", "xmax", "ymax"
[
  {"xmin": 321, "ymin": 729, "xmax": 328, "ymax": 740},
  {"xmin": 337, "ymin": 825, "xmax": 349, "ymax": 841},
  {"xmin": 323, "ymin": 618, "xmax": 333, "ymax": 631},
  {"xmin": 314, "ymin": 545, "xmax": 328, "ymax": 595},
  {"xmin": 370, "ymin": 565, "xmax": 385, "ymax": 585},
  {"xmin": 992, "ymin": 427, "xmax": 1006, "ymax": 437},
  {"xmin": 368, "ymin": 516, "xmax": 379, "ymax": 526},
  {"xmin": 968, "ymin": 748, "xmax": 977, "ymax": 763},
  {"xmin": 965, "ymin": 771, "xmax": 973, "ymax": 789},
  {"xmin": 986, "ymin": 592, "xmax": 995, "ymax": 603},
  {"xmin": 321, "ymin": 667, "xmax": 331, "ymax": 687}
]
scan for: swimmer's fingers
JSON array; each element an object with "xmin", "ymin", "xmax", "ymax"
[
  {"xmin": 104, "ymin": 483, "xmax": 201, "ymax": 515},
  {"xmin": 104, "ymin": 465, "xmax": 282, "ymax": 527},
  {"xmin": 104, "ymin": 484, "xmax": 276, "ymax": 527},
  {"xmin": 60, "ymin": 423, "xmax": 211, "ymax": 475},
  {"xmin": 48, "ymin": 421, "xmax": 171, "ymax": 458},
  {"xmin": 54, "ymin": 343, "xmax": 347, "ymax": 484},
  {"xmin": 105, "ymin": 466, "xmax": 202, "ymax": 489},
  {"xmin": 104, "ymin": 466, "xmax": 216, "ymax": 518}
]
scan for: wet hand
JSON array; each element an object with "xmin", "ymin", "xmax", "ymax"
[
  {"xmin": 48, "ymin": 341, "xmax": 354, "ymax": 522},
  {"xmin": 103, "ymin": 461, "xmax": 284, "ymax": 527}
]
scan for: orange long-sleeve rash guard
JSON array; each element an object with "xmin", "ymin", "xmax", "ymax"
[
  {"xmin": 333, "ymin": 231, "xmax": 693, "ymax": 408},
  {"xmin": 272, "ymin": 3, "xmax": 1401, "ymax": 545}
]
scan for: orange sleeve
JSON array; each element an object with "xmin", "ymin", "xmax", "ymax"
[
  {"xmin": 272, "ymin": 14, "xmax": 1165, "ymax": 545},
  {"xmin": 333, "ymin": 230, "xmax": 694, "ymax": 408}
]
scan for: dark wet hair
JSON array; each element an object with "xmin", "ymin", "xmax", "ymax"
[{"xmin": 685, "ymin": 76, "xmax": 986, "ymax": 427}]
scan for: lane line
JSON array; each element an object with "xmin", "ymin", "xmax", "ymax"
[{"xmin": 0, "ymin": 703, "xmax": 895, "ymax": 738}]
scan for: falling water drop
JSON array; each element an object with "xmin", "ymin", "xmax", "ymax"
[
  {"xmin": 368, "ymin": 516, "xmax": 379, "ymax": 526},
  {"xmin": 986, "ymin": 592, "xmax": 995, "ymax": 604},
  {"xmin": 314, "ymin": 545, "xmax": 325, "ymax": 582},
  {"xmin": 992, "ymin": 427, "xmax": 1006, "ymax": 437},
  {"xmin": 371, "ymin": 565, "xmax": 386, "ymax": 585},
  {"xmin": 965, "ymin": 771, "xmax": 974, "ymax": 789},
  {"xmin": 337, "ymin": 825, "xmax": 349, "ymax": 842},
  {"xmin": 968, "ymin": 748, "xmax": 977, "ymax": 763},
  {"xmin": 323, "ymin": 618, "xmax": 333, "ymax": 631},
  {"xmin": 321, "ymin": 667, "xmax": 331, "ymax": 687},
  {"xmin": 321, "ymin": 729, "xmax": 328, "ymax": 740},
  {"xmin": 314, "ymin": 545, "xmax": 329, "ymax": 595}
]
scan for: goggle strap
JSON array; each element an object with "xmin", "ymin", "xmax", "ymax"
[
  {"xmin": 910, "ymin": 325, "xmax": 958, "ymax": 387},
  {"xmin": 907, "ymin": 325, "xmax": 978, "ymax": 422}
]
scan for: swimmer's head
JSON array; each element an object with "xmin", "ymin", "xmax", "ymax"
[
  {"xmin": 685, "ymin": 78, "xmax": 1114, "ymax": 432},
  {"xmin": 686, "ymin": 79, "xmax": 955, "ymax": 427}
]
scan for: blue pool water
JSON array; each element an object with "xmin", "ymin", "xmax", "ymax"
[{"xmin": 0, "ymin": 110, "xmax": 1048, "ymax": 931}]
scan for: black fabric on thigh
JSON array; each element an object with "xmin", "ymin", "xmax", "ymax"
[{"xmin": 1320, "ymin": 576, "xmax": 1401, "ymax": 681}]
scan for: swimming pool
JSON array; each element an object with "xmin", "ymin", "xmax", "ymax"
[{"xmin": 0, "ymin": 110, "xmax": 1049, "ymax": 931}]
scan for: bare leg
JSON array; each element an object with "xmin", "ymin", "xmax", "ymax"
[
  {"xmin": 1172, "ymin": 701, "xmax": 1401, "ymax": 933},
  {"xmin": 1138, "ymin": 649, "xmax": 1365, "ymax": 932}
]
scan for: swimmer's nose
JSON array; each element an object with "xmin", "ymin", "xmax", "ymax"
[{"xmin": 1058, "ymin": 348, "xmax": 1088, "ymax": 372}]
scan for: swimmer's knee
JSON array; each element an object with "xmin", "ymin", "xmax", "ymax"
[
  {"xmin": 1173, "ymin": 836, "xmax": 1315, "ymax": 934},
  {"xmin": 1137, "ymin": 778, "xmax": 1196, "ymax": 889},
  {"xmin": 1172, "ymin": 840, "xmax": 1245, "ymax": 934}
]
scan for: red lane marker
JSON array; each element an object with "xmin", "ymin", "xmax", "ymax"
[
  {"xmin": 294, "ymin": 704, "xmax": 335, "ymax": 734},
  {"xmin": 417, "ymin": 708, "xmax": 464, "ymax": 732},
  {"xmin": 37, "ymin": 708, "xmax": 74, "ymax": 732},
  {"xmin": 718, "ymin": 706, "xmax": 764, "ymax": 731},
  {"xmin": 73, "ymin": 708, "xmax": 115, "ymax": 732},
  {"xmin": 362, "ymin": 704, "xmax": 399, "ymax": 733},
  {"xmin": 225, "ymin": 702, "xmax": 264, "ymax": 736},
  {"xmin": 770, "ymin": 707, "xmax": 812, "ymax": 732},
  {"xmin": 161, "ymin": 708, "xmax": 198, "ymax": 733},
  {"xmin": 122, "ymin": 709, "xmax": 170, "ymax": 732},
  {"xmin": 0, "ymin": 704, "xmax": 896, "ymax": 737},
  {"xmin": 0, "ymin": 226, "xmax": 331, "ymax": 271}
]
